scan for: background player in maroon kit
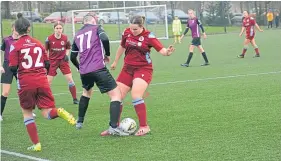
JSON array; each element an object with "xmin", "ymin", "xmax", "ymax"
[
  {"xmin": 180, "ymin": 9, "xmax": 209, "ymax": 67},
  {"xmin": 238, "ymin": 11, "xmax": 263, "ymax": 58},
  {"xmin": 9, "ymin": 15, "xmax": 76, "ymax": 152},
  {"xmin": 107, "ymin": 15, "xmax": 175, "ymax": 136},
  {"xmin": 45, "ymin": 22, "xmax": 79, "ymax": 104}
]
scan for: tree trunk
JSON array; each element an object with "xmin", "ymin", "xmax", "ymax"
[
  {"xmin": 240, "ymin": 2, "xmax": 243, "ymax": 13},
  {"xmin": 88, "ymin": 1, "xmax": 91, "ymax": 9},
  {"xmin": 3, "ymin": 1, "xmax": 11, "ymax": 19}
]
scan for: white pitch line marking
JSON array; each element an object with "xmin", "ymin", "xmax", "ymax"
[
  {"xmin": 9, "ymin": 71, "xmax": 281, "ymax": 100},
  {"xmin": 1, "ymin": 150, "xmax": 51, "ymax": 161}
]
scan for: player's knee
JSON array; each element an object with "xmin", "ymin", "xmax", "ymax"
[
  {"xmin": 243, "ymin": 45, "xmax": 249, "ymax": 49},
  {"xmin": 108, "ymin": 87, "xmax": 122, "ymax": 102},
  {"xmin": 252, "ymin": 44, "xmax": 258, "ymax": 49},
  {"xmin": 68, "ymin": 81, "xmax": 75, "ymax": 87},
  {"xmin": 2, "ymin": 90, "xmax": 10, "ymax": 97},
  {"xmin": 82, "ymin": 89, "xmax": 92, "ymax": 98},
  {"xmin": 131, "ymin": 92, "xmax": 143, "ymax": 101}
]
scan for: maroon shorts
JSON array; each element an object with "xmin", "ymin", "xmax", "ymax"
[
  {"xmin": 18, "ymin": 86, "xmax": 55, "ymax": 110},
  {"xmin": 48, "ymin": 59, "xmax": 71, "ymax": 76},
  {"xmin": 116, "ymin": 64, "xmax": 153, "ymax": 88},
  {"xmin": 246, "ymin": 35, "xmax": 255, "ymax": 41}
]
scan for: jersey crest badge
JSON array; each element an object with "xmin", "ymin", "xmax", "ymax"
[
  {"xmin": 61, "ymin": 41, "xmax": 65, "ymax": 45},
  {"xmin": 139, "ymin": 36, "xmax": 144, "ymax": 41}
]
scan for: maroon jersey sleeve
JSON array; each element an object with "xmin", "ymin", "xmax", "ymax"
[
  {"xmin": 45, "ymin": 36, "xmax": 50, "ymax": 51},
  {"xmin": 66, "ymin": 38, "xmax": 71, "ymax": 50},
  {"xmin": 250, "ymin": 17, "xmax": 256, "ymax": 26},
  {"xmin": 147, "ymin": 32, "xmax": 164, "ymax": 52},
  {"xmin": 8, "ymin": 43, "xmax": 19, "ymax": 67},
  {"xmin": 121, "ymin": 28, "xmax": 130, "ymax": 48}
]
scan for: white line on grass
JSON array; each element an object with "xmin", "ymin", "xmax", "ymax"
[
  {"xmin": 1, "ymin": 150, "xmax": 51, "ymax": 161},
  {"xmin": 9, "ymin": 71, "xmax": 281, "ymax": 100}
]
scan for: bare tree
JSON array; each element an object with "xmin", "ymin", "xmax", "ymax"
[
  {"xmin": 3, "ymin": 1, "xmax": 11, "ymax": 19},
  {"xmin": 240, "ymin": 2, "xmax": 243, "ymax": 13}
]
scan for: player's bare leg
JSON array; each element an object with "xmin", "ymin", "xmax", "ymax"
[
  {"xmin": 47, "ymin": 75, "xmax": 54, "ymax": 85},
  {"xmin": 76, "ymin": 88, "xmax": 93, "ymax": 129},
  {"xmin": 41, "ymin": 108, "xmax": 76, "ymax": 126},
  {"xmin": 101, "ymin": 82, "xmax": 130, "ymax": 136},
  {"xmin": 177, "ymin": 36, "xmax": 181, "ymax": 44},
  {"xmin": 64, "ymin": 73, "xmax": 79, "ymax": 104},
  {"xmin": 198, "ymin": 45, "xmax": 210, "ymax": 66},
  {"xmin": 1, "ymin": 84, "xmax": 11, "ymax": 120},
  {"xmin": 173, "ymin": 36, "xmax": 176, "ymax": 44},
  {"xmin": 238, "ymin": 39, "xmax": 251, "ymax": 58},
  {"xmin": 181, "ymin": 45, "xmax": 195, "ymax": 67},
  {"xmin": 250, "ymin": 39, "xmax": 260, "ymax": 57},
  {"xmin": 22, "ymin": 108, "xmax": 41, "ymax": 152},
  {"xmin": 131, "ymin": 78, "xmax": 150, "ymax": 136}
]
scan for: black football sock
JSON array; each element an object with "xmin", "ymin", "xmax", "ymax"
[
  {"xmin": 109, "ymin": 101, "xmax": 121, "ymax": 128},
  {"xmin": 1, "ymin": 95, "xmax": 7, "ymax": 115},
  {"xmin": 78, "ymin": 96, "xmax": 90, "ymax": 123},
  {"xmin": 202, "ymin": 52, "xmax": 209, "ymax": 63},
  {"xmin": 186, "ymin": 52, "xmax": 193, "ymax": 64}
]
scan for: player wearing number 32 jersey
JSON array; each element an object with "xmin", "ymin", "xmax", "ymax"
[{"xmin": 9, "ymin": 15, "xmax": 76, "ymax": 152}]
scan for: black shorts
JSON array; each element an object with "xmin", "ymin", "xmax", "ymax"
[
  {"xmin": 1, "ymin": 61, "xmax": 15, "ymax": 84},
  {"xmin": 80, "ymin": 67, "xmax": 117, "ymax": 94},
  {"xmin": 191, "ymin": 37, "xmax": 201, "ymax": 46}
]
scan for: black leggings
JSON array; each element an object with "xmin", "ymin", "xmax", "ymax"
[{"xmin": 268, "ymin": 21, "xmax": 273, "ymax": 28}]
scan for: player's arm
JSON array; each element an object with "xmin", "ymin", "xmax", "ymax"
[
  {"xmin": 8, "ymin": 44, "xmax": 19, "ymax": 74},
  {"xmin": 197, "ymin": 19, "xmax": 206, "ymax": 35},
  {"xmin": 64, "ymin": 38, "xmax": 71, "ymax": 61},
  {"xmin": 181, "ymin": 23, "xmax": 189, "ymax": 39},
  {"xmin": 255, "ymin": 23, "xmax": 263, "ymax": 32},
  {"xmin": 148, "ymin": 33, "xmax": 174, "ymax": 56},
  {"xmin": 239, "ymin": 27, "xmax": 245, "ymax": 36},
  {"xmin": 70, "ymin": 42, "xmax": 79, "ymax": 70},
  {"xmin": 113, "ymin": 30, "xmax": 126, "ymax": 64},
  {"xmin": 97, "ymin": 26, "xmax": 110, "ymax": 57},
  {"xmin": 45, "ymin": 37, "xmax": 50, "ymax": 58},
  {"xmin": 0, "ymin": 39, "xmax": 5, "ymax": 70}
]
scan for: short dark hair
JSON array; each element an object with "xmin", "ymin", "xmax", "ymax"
[
  {"xmin": 130, "ymin": 15, "xmax": 145, "ymax": 26},
  {"xmin": 14, "ymin": 12, "xmax": 30, "ymax": 35}
]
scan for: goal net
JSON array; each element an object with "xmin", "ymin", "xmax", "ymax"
[{"xmin": 64, "ymin": 5, "xmax": 169, "ymax": 43}]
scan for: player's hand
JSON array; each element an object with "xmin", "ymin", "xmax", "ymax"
[
  {"xmin": 111, "ymin": 61, "xmax": 117, "ymax": 70},
  {"xmin": 259, "ymin": 29, "xmax": 264, "ymax": 32},
  {"xmin": 104, "ymin": 56, "xmax": 110, "ymax": 64},
  {"xmin": 64, "ymin": 55, "xmax": 69, "ymax": 62},
  {"xmin": 203, "ymin": 33, "xmax": 207, "ymax": 39},
  {"xmin": 0, "ymin": 66, "xmax": 5, "ymax": 73},
  {"xmin": 167, "ymin": 45, "xmax": 175, "ymax": 56},
  {"xmin": 239, "ymin": 33, "xmax": 243, "ymax": 37}
]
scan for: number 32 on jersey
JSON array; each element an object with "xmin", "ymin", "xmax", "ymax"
[{"xmin": 21, "ymin": 47, "xmax": 44, "ymax": 69}]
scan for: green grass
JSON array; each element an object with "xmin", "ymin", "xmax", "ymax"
[{"xmin": 1, "ymin": 22, "xmax": 281, "ymax": 161}]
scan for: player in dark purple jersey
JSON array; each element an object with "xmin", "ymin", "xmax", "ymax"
[
  {"xmin": 0, "ymin": 23, "xmax": 18, "ymax": 120},
  {"xmin": 180, "ymin": 9, "xmax": 210, "ymax": 67},
  {"xmin": 70, "ymin": 13, "xmax": 127, "ymax": 136}
]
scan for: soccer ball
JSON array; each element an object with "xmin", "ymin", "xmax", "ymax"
[{"xmin": 119, "ymin": 118, "xmax": 137, "ymax": 135}]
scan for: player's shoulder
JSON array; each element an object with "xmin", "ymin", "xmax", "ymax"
[
  {"xmin": 61, "ymin": 34, "xmax": 69, "ymax": 40},
  {"xmin": 144, "ymin": 30, "xmax": 156, "ymax": 39},
  {"xmin": 122, "ymin": 28, "xmax": 131, "ymax": 36},
  {"xmin": 46, "ymin": 34, "xmax": 55, "ymax": 42}
]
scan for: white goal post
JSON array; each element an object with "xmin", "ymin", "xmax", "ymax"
[{"xmin": 64, "ymin": 5, "xmax": 169, "ymax": 43}]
